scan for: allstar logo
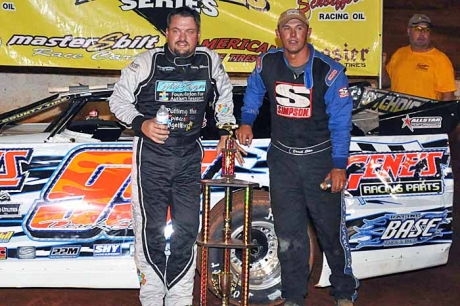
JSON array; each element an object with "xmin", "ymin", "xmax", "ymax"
[
  {"xmin": 401, "ymin": 115, "xmax": 442, "ymax": 132},
  {"xmin": 401, "ymin": 115, "xmax": 413, "ymax": 131}
]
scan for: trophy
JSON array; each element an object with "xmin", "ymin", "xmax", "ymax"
[
  {"xmin": 211, "ymin": 271, "xmax": 239, "ymax": 306},
  {"xmin": 199, "ymin": 123, "xmax": 254, "ymax": 306},
  {"xmin": 217, "ymin": 123, "xmax": 239, "ymax": 182}
]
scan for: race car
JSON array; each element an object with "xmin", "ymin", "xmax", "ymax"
[{"xmin": 0, "ymin": 83, "xmax": 457, "ymax": 305}]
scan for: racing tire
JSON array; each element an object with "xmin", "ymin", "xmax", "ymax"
[{"xmin": 198, "ymin": 189, "xmax": 315, "ymax": 306}]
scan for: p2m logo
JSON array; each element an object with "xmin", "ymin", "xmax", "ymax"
[{"xmin": 0, "ymin": 148, "xmax": 33, "ymax": 191}]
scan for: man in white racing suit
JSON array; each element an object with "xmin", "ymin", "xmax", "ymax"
[{"xmin": 109, "ymin": 6, "xmax": 241, "ymax": 306}]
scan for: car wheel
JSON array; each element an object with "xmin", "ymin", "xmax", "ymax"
[{"xmin": 199, "ymin": 189, "xmax": 315, "ymax": 306}]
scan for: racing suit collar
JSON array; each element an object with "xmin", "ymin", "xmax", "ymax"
[
  {"xmin": 164, "ymin": 43, "xmax": 195, "ymax": 66},
  {"xmin": 281, "ymin": 43, "xmax": 314, "ymax": 89},
  {"xmin": 304, "ymin": 43, "xmax": 314, "ymax": 89}
]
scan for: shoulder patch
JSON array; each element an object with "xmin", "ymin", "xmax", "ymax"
[
  {"xmin": 328, "ymin": 69, "xmax": 338, "ymax": 82},
  {"xmin": 128, "ymin": 62, "xmax": 139, "ymax": 72}
]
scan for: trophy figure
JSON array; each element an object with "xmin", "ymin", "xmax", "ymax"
[
  {"xmin": 217, "ymin": 123, "xmax": 239, "ymax": 182},
  {"xmin": 211, "ymin": 271, "xmax": 239, "ymax": 306}
]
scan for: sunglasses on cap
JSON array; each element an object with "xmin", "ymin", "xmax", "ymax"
[{"xmin": 411, "ymin": 26, "xmax": 431, "ymax": 33}]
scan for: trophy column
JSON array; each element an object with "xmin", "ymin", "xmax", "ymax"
[{"xmin": 197, "ymin": 125, "xmax": 258, "ymax": 306}]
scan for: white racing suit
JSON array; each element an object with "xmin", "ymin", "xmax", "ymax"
[{"xmin": 109, "ymin": 44, "xmax": 235, "ymax": 306}]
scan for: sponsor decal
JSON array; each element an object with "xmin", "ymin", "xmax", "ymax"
[
  {"xmin": 155, "ymin": 80, "xmax": 207, "ymax": 103},
  {"xmin": 227, "ymin": 54, "xmax": 259, "ymax": 63},
  {"xmin": 347, "ymin": 151, "xmax": 446, "ymax": 197},
  {"xmin": 24, "ymin": 145, "xmax": 134, "ymax": 240},
  {"xmin": 318, "ymin": 12, "xmax": 366, "ymax": 21},
  {"xmin": 167, "ymin": 107, "xmax": 197, "ymax": 131},
  {"xmin": 157, "ymin": 65, "xmax": 175, "ymax": 72},
  {"xmin": 0, "ymin": 231, "xmax": 14, "ymax": 243},
  {"xmin": 298, "ymin": 0, "xmax": 361, "ymax": 13},
  {"xmin": 416, "ymin": 63, "xmax": 429, "ymax": 71},
  {"xmin": 256, "ymin": 56, "xmax": 262, "ymax": 70},
  {"xmin": 0, "ymin": 191, "xmax": 10, "ymax": 201},
  {"xmin": 369, "ymin": 94, "xmax": 424, "ymax": 113},
  {"xmin": 0, "ymin": 148, "xmax": 33, "ymax": 191},
  {"xmin": 328, "ymin": 69, "xmax": 338, "ymax": 81},
  {"xmin": 0, "ymin": 247, "xmax": 7, "ymax": 259},
  {"xmin": 217, "ymin": 103, "xmax": 232, "ymax": 115},
  {"xmin": 0, "ymin": 202, "xmax": 21, "ymax": 218},
  {"xmin": 323, "ymin": 43, "xmax": 370, "ymax": 68},
  {"xmin": 401, "ymin": 115, "xmax": 442, "ymax": 132},
  {"xmin": 1, "ymin": 2, "xmax": 16, "ymax": 11},
  {"xmin": 359, "ymin": 180, "xmax": 442, "ymax": 196},
  {"xmin": 201, "ymin": 38, "xmax": 276, "ymax": 54},
  {"xmin": 351, "ymin": 210, "xmax": 449, "ymax": 249},
  {"xmin": 75, "ymin": 0, "xmax": 270, "ymax": 37},
  {"xmin": 156, "ymin": 81, "xmax": 206, "ymax": 93},
  {"xmin": 275, "ymin": 82, "xmax": 311, "ymax": 118},
  {"xmin": 22, "ymin": 143, "xmax": 265, "ymax": 242},
  {"xmin": 17, "ymin": 246, "xmax": 36, "ymax": 259},
  {"xmin": 93, "ymin": 244, "xmax": 122, "ymax": 257},
  {"xmin": 339, "ymin": 86, "xmax": 350, "ymax": 98},
  {"xmin": 7, "ymin": 33, "xmax": 160, "ymax": 52},
  {"xmin": 319, "ymin": 12, "xmax": 350, "ymax": 20},
  {"xmin": 138, "ymin": 271, "xmax": 147, "ymax": 286},
  {"xmin": 49, "ymin": 246, "xmax": 81, "ymax": 259},
  {"xmin": 128, "ymin": 62, "xmax": 139, "ymax": 72},
  {"xmin": 116, "ymin": 0, "xmax": 269, "ymax": 16}
]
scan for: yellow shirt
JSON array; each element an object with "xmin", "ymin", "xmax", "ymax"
[{"xmin": 386, "ymin": 45, "xmax": 456, "ymax": 100}]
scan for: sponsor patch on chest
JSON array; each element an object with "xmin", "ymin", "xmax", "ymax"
[
  {"xmin": 275, "ymin": 82, "xmax": 311, "ymax": 118},
  {"xmin": 155, "ymin": 80, "xmax": 207, "ymax": 102}
]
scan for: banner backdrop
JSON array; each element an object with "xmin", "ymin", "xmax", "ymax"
[{"xmin": 0, "ymin": 0, "xmax": 382, "ymax": 76}]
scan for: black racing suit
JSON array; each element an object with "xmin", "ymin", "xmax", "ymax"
[
  {"xmin": 241, "ymin": 44, "xmax": 359, "ymax": 304},
  {"xmin": 109, "ymin": 44, "xmax": 235, "ymax": 306}
]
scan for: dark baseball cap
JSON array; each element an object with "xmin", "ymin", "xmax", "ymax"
[
  {"xmin": 408, "ymin": 14, "xmax": 432, "ymax": 28},
  {"xmin": 278, "ymin": 9, "xmax": 309, "ymax": 27}
]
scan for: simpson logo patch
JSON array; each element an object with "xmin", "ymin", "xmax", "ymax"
[
  {"xmin": 339, "ymin": 86, "xmax": 350, "ymax": 98},
  {"xmin": 275, "ymin": 82, "xmax": 311, "ymax": 118}
]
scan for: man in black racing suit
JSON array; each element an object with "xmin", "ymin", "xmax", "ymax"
[
  {"xmin": 236, "ymin": 8, "xmax": 359, "ymax": 306},
  {"xmin": 109, "ymin": 7, "xmax": 238, "ymax": 306}
]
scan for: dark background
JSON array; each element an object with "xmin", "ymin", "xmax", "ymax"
[{"xmin": 383, "ymin": 0, "xmax": 460, "ymax": 77}]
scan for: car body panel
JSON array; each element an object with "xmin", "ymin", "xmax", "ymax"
[{"xmin": 0, "ymin": 85, "xmax": 455, "ymax": 291}]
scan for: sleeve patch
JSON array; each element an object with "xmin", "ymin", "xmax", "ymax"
[
  {"xmin": 256, "ymin": 56, "xmax": 261, "ymax": 70},
  {"xmin": 128, "ymin": 62, "xmax": 139, "ymax": 72},
  {"xmin": 217, "ymin": 103, "xmax": 232, "ymax": 114},
  {"xmin": 338, "ymin": 86, "xmax": 350, "ymax": 98}
]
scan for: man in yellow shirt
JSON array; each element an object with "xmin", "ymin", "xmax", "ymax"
[{"xmin": 382, "ymin": 14, "xmax": 456, "ymax": 101}]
